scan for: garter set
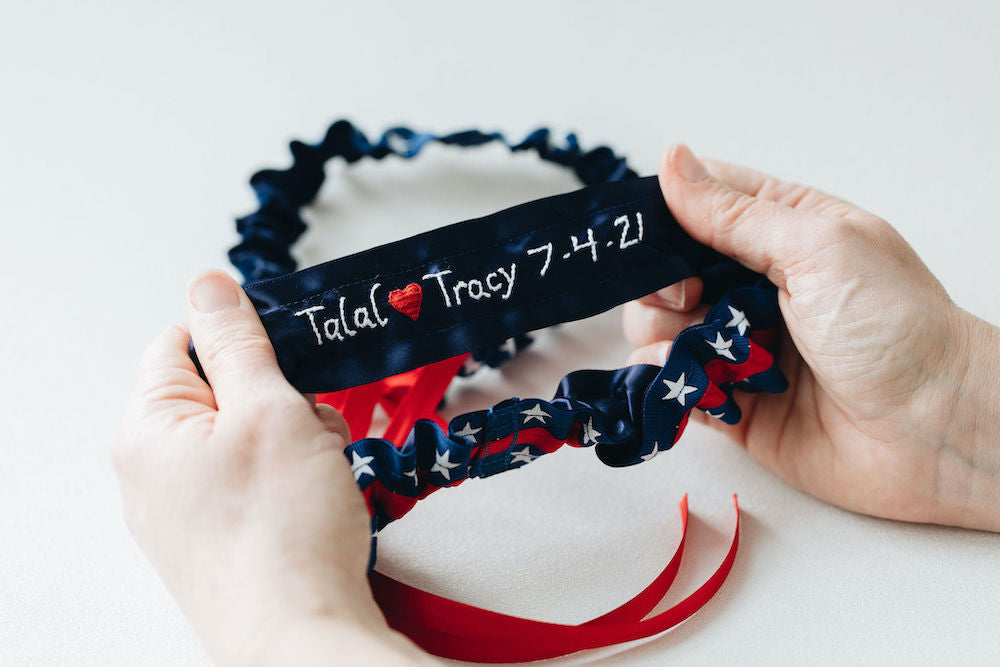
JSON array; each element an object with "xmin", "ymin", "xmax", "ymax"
[{"xmin": 195, "ymin": 120, "xmax": 788, "ymax": 661}]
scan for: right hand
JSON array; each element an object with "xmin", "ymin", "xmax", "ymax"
[{"xmin": 624, "ymin": 145, "xmax": 1000, "ymax": 531}]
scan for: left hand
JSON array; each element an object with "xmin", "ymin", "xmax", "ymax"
[{"xmin": 112, "ymin": 270, "xmax": 430, "ymax": 665}]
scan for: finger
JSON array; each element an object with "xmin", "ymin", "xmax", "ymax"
[
  {"xmin": 314, "ymin": 403, "xmax": 352, "ymax": 445},
  {"xmin": 186, "ymin": 270, "xmax": 292, "ymax": 410},
  {"xmin": 626, "ymin": 340, "xmax": 671, "ymax": 367},
  {"xmin": 133, "ymin": 322, "xmax": 216, "ymax": 410},
  {"xmin": 636, "ymin": 277, "xmax": 703, "ymax": 312},
  {"xmin": 137, "ymin": 322, "xmax": 197, "ymax": 377},
  {"xmin": 659, "ymin": 144, "xmax": 823, "ymax": 287},
  {"xmin": 303, "ymin": 393, "xmax": 317, "ymax": 404},
  {"xmin": 623, "ymin": 300, "xmax": 711, "ymax": 349},
  {"xmin": 702, "ymin": 158, "xmax": 873, "ymax": 221}
]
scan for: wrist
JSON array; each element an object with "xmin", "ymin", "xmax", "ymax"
[
  {"xmin": 190, "ymin": 553, "xmax": 394, "ymax": 666},
  {"xmin": 929, "ymin": 309, "xmax": 1000, "ymax": 530},
  {"xmin": 244, "ymin": 611, "xmax": 432, "ymax": 667}
]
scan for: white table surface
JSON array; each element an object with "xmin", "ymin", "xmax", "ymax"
[{"xmin": 2, "ymin": 1, "xmax": 999, "ymax": 664}]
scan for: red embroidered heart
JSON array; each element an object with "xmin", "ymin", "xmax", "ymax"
[{"xmin": 387, "ymin": 283, "xmax": 423, "ymax": 321}]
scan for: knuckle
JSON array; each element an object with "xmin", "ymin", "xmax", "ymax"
[
  {"xmin": 202, "ymin": 324, "xmax": 274, "ymax": 369},
  {"xmin": 784, "ymin": 216, "xmax": 889, "ymax": 282},
  {"xmin": 134, "ymin": 366, "xmax": 207, "ymax": 402},
  {"xmin": 864, "ymin": 216, "xmax": 902, "ymax": 245},
  {"xmin": 825, "ymin": 216, "xmax": 888, "ymax": 251},
  {"xmin": 233, "ymin": 387, "xmax": 308, "ymax": 428},
  {"xmin": 204, "ymin": 414, "xmax": 262, "ymax": 467},
  {"xmin": 137, "ymin": 323, "xmax": 189, "ymax": 369},
  {"xmin": 752, "ymin": 175, "xmax": 784, "ymax": 198},
  {"xmin": 319, "ymin": 404, "xmax": 352, "ymax": 442},
  {"xmin": 777, "ymin": 183, "xmax": 813, "ymax": 209},
  {"xmin": 711, "ymin": 190, "xmax": 757, "ymax": 232}
]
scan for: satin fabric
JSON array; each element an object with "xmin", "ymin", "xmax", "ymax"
[
  {"xmin": 200, "ymin": 120, "xmax": 790, "ymax": 661},
  {"xmin": 229, "ymin": 120, "xmax": 640, "ymax": 372},
  {"xmin": 237, "ymin": 175, "xmax": 757, "ymax": 393}
]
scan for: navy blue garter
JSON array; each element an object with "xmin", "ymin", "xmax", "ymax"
[
  {"xmin": 231, "ymin": 121, "xmax": 638, "ymax": 374},
  {"xmin": 209, "ymin": 120, "xmax": 789, "ymax": 537}
]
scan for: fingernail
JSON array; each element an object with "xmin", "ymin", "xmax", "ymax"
[
  {"xmin": 190, "ymin": 272, "xmax": 240, "ymax": 313},
  {"xmin": 672, "ymin": 144, "xmax": 708, "ymax": 182},
  {"xmin": 656, "ymin": 280, "xmax": 688, "ymax": 310}
]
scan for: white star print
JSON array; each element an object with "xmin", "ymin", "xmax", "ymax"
[
  {"xmin": 510, "ymin": 447, "xmax": 536, "ymax": 465},
  {"xmin": 402, "ymin": 467, "xmax": 418, "ymax": 483},
  {"xmin": 706, "ymin": 408, "xmax": 727, "ymax": 420},
  {"xmin": 581, "ymin": 417, "xmax": 602, "ymax": 445},
  {"xmin": 706, "ymin": 332, "xmax": 737, "ymax": 361},
  {"xmin": 726, "ymin": 306, "xmax": 749, "ymax": 336},
  {"xmin": 521, "ymin": 403, "xmax": 551, "ymax": 424},
  {"xmin": 351, "ymin": 452, "xmax": 375, "ymax": 481},
  {"xmin": 454, "ymin": 422, "xmax": 482, "ymax": 440},
  {"xmin": 640, "ymin": 442, "xmax": 660, "ymax": 462},
  {"xmin": 430, "ymin": 449, "xmax": 461, "ymax": 480},
  {"xmin": 662, "ymin": 372, "xmax": 698, "ymax": 407}
]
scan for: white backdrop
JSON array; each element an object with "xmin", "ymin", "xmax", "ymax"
[{"xmin": 2, "ymin": 1, "xmax": 999, "ymax": 664}]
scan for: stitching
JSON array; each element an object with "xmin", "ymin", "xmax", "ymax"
[
  {"xmin": 255, "ymin": 193, "xmax": 659, "ymax": 313},
  {"xmin": 301, "ymin": 249, "xmax": 689, "ymax": 353}
]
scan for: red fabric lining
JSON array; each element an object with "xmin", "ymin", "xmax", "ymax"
[{"xmin": 317, "ymin": 353, "xmax": 468, "ymax": 444}]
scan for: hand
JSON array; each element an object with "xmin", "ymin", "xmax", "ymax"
[
  {"xmin": 624, "ymin": 145, "xmax": 1000, "ymax": 531},
  {"xmin": 112, "ymin": 271, "xmax": 433, "ymax": 665}
]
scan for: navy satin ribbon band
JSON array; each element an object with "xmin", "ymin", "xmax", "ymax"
[
  {"xmin": 208, "ymin": 120, "xmax": 789, "ymax": 540},
  {"xmin": 242, "ymin": 175, "xmax": 754, "ymax": 393},
  {"xmin": 230, "ymin": 121, "xmax": 637, "ymax": 283},
  {"xmin": 230, "ymin": 121, "xmax": 640, "ymax": 373}
]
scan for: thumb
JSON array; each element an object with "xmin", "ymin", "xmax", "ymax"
[
  {"xmin": 659, "ymin": 144, "xmax": 820, "ymax": 288},
  {"xmin": 186, "ymin": 270, "xmax": 292, "ymax": 410}
]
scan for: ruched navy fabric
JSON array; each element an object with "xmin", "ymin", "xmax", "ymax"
[
  {"xmin": 356, "ymin": 283, "xmax": 786, "ymax": 535},
  {"xmin": 217, "ymin": 120, "xmax": 789, "ymax": 541},
  {"xmin": 231, "ymin": 120, "xmax": 638, "ymax": 372}
]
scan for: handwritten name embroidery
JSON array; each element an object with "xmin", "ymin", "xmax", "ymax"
[
  {"xmin": 293, "ymin": 210, "xmax": 645, "ymax": 348},
  {"xmin": 422, "ymin": 262, "xmax": 517, "ymax": 308},
  {"xmin": 295, "ymin": 282, "xmax": 390, "ymax": 345}
]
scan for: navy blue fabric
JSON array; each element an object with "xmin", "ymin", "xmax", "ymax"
[
  {"xmin": 230, "ymin": 121, "xmax": 636, "ymax": 282},
  {"xmin": 205, "ymin": 120, "xmax": 790, "ymax": 545},
  {"xmin": 355, "ymin": 283, "xmax": 786, "ymax": 534},
  {"xmin": 229, "ymin": 121, "xmax": 638, "ymax": 372},
  {"xmin": 241, "ymin": 175, "xmax": 751, "ymax": 393}
]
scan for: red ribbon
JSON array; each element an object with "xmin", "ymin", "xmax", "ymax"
[
  {"xmin": 321, "ymin": 362, "xmax": 740, "ymax": 662},
  {"xmin": 371, "ymin": 496, "xmax": 739, "ymax": 662}
]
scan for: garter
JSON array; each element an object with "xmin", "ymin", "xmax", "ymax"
[{"xmin": 196, "ymin": 120, "xmax": 788, "ymax": 661}]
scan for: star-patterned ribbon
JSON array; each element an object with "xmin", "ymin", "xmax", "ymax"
[
  {"xmin": 340, "ymin": 285, "xmax": 784, "ymax": 538},
  {"xmin": 209, "ymin": 120, "xmax": 788, "ymax": 662}
]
